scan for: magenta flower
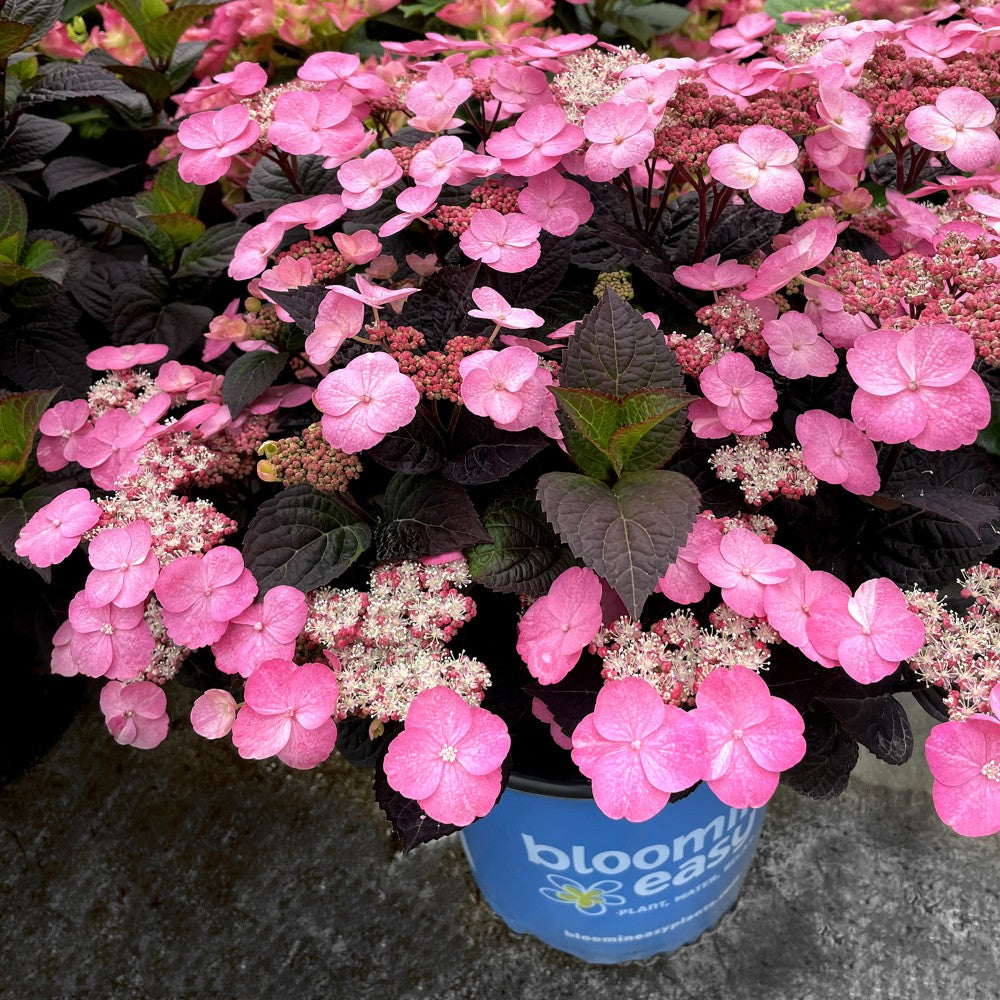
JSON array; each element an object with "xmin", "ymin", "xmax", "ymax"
[
  {"xmin": 459, "ymin": 210, "xmax": 541, "ymax": 273},
  {"xmin": 656, "ymin": 514, "xmax": 723, "ymax": 605},
  {"xmin": 468, "ymin": 287, "xmax": 543, "ymax": 330},
  {"xmin": 707, "ymin": 124, "xmax": 804, "ymax": 214},
  {"xmin": 516, "ymin": 170, "xmax": 593, "ymax": 238},
  {"xmin": 516, "ymin": 567, "xmax": 603, "ymax": 684},
  {"xmin": 762, "ymin": 311, "xmax": 838, "ymax": 380},
  {"xmin": 100, "ymin": 680, "xmax": 169, "ymax": 750},
  {"xmin": 85, "ymin": 520, "xmax": 160, "ymax": 608},
  {"xmin": 231, "ymin": 659, "xmax": 339, "ymax": 769},
  {"xmin": 66, "ymin": 593, "xmax": 154, "ymax": 679},
  {"xmin": 15, "ymin": 488, "xmax": 101, "ymax": 568},
  {"xmin": 697, "ymin": 526, "xmax": 797, "ymax": 619},
  {"xmin": 85, "ymin": 343, "xmax": 168, "ymax": 371},
  {"xmin": 905, "ymin": 87, "xmax": 1000, "ymax": 173},
  {"xmin": 314, "ymin": 352, "xmax": 420, "ymax": 453},
  {"xmin": 383, "ymin": 686, "xmax": 511, "ymax": 826},
  {"xmin": 847, "ymin": 324, "xmax": 991, "ymax": 451},
  {"xmin": 154, "ymin": 546, "xmax": 258, "ymax": 648},
  {"xmin": 190, "ymin": 689, "xmax": 238, "ymax": 740},
  {"xmin": 690, "ymin": 665, "xmax": 806, "ymax": 809},
  {"xmin": 486, "ymin": 104, "xmax": 583, "ymax": 177},
  {"xmin": 673, "ymin": 254, "xmax": 755, "ymax": 292},
  {"xmin": 212, "ymin": 585, "xmax": 308, "ymax": 677},
  {"xmin": 795, "ymin": 409, "xmax": 879, "ymax": 496},
  {"xmin": 806, "ymin": 577, "xmax": 926, "ymax": 684},
  {"xmin": 582, "ymin": 101, "xmax": 654, "ymax": 182},
  {"xmin": 571, "ymin": 677, "xmax": 707, "ymax": 822},
  {"xmin": 698, "ymin": 352, "xmax": 777, "ymax": 436},
  {"xmin": 177, "ymin": 104, "xmax": 261, "ymax": 185}
]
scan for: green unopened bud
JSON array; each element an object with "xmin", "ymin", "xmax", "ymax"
[{"xmin": 594, "ymin": 270, "xmax": 634, "ymax": 301}]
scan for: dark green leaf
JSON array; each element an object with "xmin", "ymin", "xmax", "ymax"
[
  {"xmin": 588, "ymin": 215, "xmax": 677, "ymax": 290},
  {"xmin": 242, "ymin": 485, "xmax": 371, "ymax": 594},
  {"xmin": 109, "ymin": 284, "xmax": 212, "ymax": 356},
  {"xmin": 3, "ymin": 0, "xmax": 61, "ymax": 44},
  {"xmin": 0, "ymin": 181, "xmax": 28, "ymax": 263},
  {"xmin": 398, "ymin": 263, "xmax": 479, "ymax": 351},
  {"xmin": 246, "ymin": 154, "xmax": 336, "ymax": 201},
  {"xmin": 43, "ymin": 155, "xmax": 131, "ymax": 197},
  {"xmin": 266, "ymin": 284, "xmax": 327, "ymax": 335},
  {"xmin": 0, "ymin": 115, "xmax": 71, "ymax": 172},
  {"xmin": 109, "ymin": 65, "xmax": 173, "ymax": 102},
  {"xmin": 382, "ymin": 473, "xmax": 490, "ymax": 557},
  {"xmin": 25, "ymin": 62, "xmax": 152, "ymax": 122},
  {"xmin": 0, "ymin": 388, "xmax": 57, "ymax": 486},
  {"xmin": 79, "ymin": 196, "xmax": 173, "ymax": 267},
  {"xmin": 174, "ymin": 220, "xmax": 249, "ymax": 283},
  {"xmin": 20, "ymin": 237, "xmax": 67, "ymax": 283},
  {"xmin": 443, "ymin": 409, "xmax": 549, "ymax": 485},
  {"xmin": 490, "ymin": 232, "xmax": 571, "ymax": 310},
  {"xmin": 704, "ymin": 202, "xmax": 787, "ymax": 263},
  {"xmin": 142, "ymin": 4, "xmax": 218, "ymax": 62},
  {"xmin": 136, "ymin": 159, "xmax": 201, "ymax": 218},
  {"xmin": 0, "ymin": 299, "xmax": 91, "ymax": 397},
  {"xmin": 221, "ymin": 350, "xmax": 288, "ymax": 416},
  {"xmin": 780, "ymin": 703, "xmax": 859, "ymax": 799},
  {"xmin": 818, "ymin": 695, "xmax": 913, "ymax": 766},
  {"xmin": 367, "ymin": 407, "xmax": 445, "ymax": 475}
]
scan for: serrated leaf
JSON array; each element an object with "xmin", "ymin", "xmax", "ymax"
[
  {"xmin": 818, "ymin": 695, "xmax": 913, "ymax": 766},
  {"xmin": 79, "ymin": 197, "xmax": 173, "ymax": 267},
  {"xmin": 20, "ymin": 237, "xmax": 67, "ymax": 283},
  {"xmin": 147, "ymin": 211, "xmax": 204, "ymax": 249},
  {"xmin": 780, "ymin": 703, "xmax": 859, "ymax": 799},
  {"xmin": 0, "ymin": 388, "xmax": 57, "ymax": 486},
  {"xmin": 0, "ymin": 181, "xmax": 28, "ymax": 263},
  {"xmin": 141, "ymin": 4, "xmax": 217, "ymax": 63},
  {"xmin": 490, "ymin": 232, "xmax": 571, "ymax": 310},
  {"xmin": 242, "ymin": 485, "xmax": 370, "ymax": 594},
  {"xmin": 0, "ymin": 20, "xmax": 32, "ymax": 60},
  {"xmin": 109, "ymin": 64, "xmax": 173, "ymax": 102},
  {"xmin": 174, "ymin": 220, "xmax": 248, "ymax": 283},
  {"xmin": 221, "ymin": 350, "xmax": 287, "ymax": 416},
  {"xmin": 43, "ymin": 156, "xmax": 131, "ymax": 197},
  {"xmin": 536, "ymin": 469, "xmax": 700, "ymax": 619},
  {"xmin": 398, "ymin": 263, "xmax": 479, "ymax": 351},
  {"xmin": 26, "ymin": 62, "xmax": 152, "ymax": 122},
  {"xmin": 136, "ymin": 159, "xmax": 201, "ymax": 218},
  {"xmin": 109, "ymin": 283, "xmax": 212, "ymax": 356},
  {"xmin": 382, "ymin": 473, "xmax": 490, "ymax": 558},
  {"xmin": 0, "ymin": 115, "xmax": 70, "ymax": 172},
  {"xmin": 588, "ymin": 214, "xmax": 676, "ymax": 289},
  {"xmin": 265, "ymin": 284, "xmax": 328, "ymax": 335},
  {"xmin": 704, "ymin": 202, "xmax": 786, "ymax": 263},
  {"xmin": 246, "ymin": 154, "xmax": 336, "ymax": 201},
  {"xmin": 467, "ymin": 496, "xmax": 575, "ymax": 596},
  {"xmin": 443, "ymin": 409, "xmax": 549, "ymax": 485},
  {"xmin": 3, "ymin": 0, "xmax": 61, "ymax": 44},
  {"xmin": 367, "ymin": 407, "xmax": 446, "ymax": 475},
  {"xmin": 0, "ymin": 300, "xmax": 90, "ymax": 397},
  {"xmin": 373, "ymin": 754, "xmax": 462, "ymax": 851}
]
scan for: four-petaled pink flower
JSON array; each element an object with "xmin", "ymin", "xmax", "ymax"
[
  {"xmin": 36, "ymin": 399, "xmax": 90, "ymax": 472},
  {"xmin": 516, "ymin": 170, "xmax": 593, "ymax": 238},
  {"xmin": 571, "ymin": 677, "xmax": 707, "ymax": 822},
  {"xmin": 905, "ymin": 87, "xmax": 1000, "ymax": 173},
  {"xmin": 459, "ymin": 210, "xmax": 541, "ymax": 273},
  {"xmin": 383, "ymin": 686, "xmax": 511, "ymax": 826},
  {"xmin": 697, "ymin": 526, "xmax": 797, "ymax": 619},
  {"xmin": 762, "ymin": 311, "xmax": 838, "ymax": 380},
  {"xmin": 516, "ymin": 567, "xmax": 603, "ymax": 684},
  {"xmin": 698, "ymin": 352, "xmax": 777, "ymax": 436},
  {"xmin": 486, "ymin": 104, "xmax": 583, "ymax": 177},
  {"xmin": 690, "ymin": 664, "xmax": 806, "ymax": 809},
  {"xmin": 15, "ymin": 488, "xmax": 101, "ymax": 568},
  {"xmin": 458, "ymin": 346, "xmax": 555, "ymax": 433},
  {"xmin": 177, "ymin": 104, "xmax": 261, "ymax": 185},
  {"xmin": 229, "ymin": 221, "xmax": 285, "ymax": 281},
  {"xmin": 65, "ymin": 594, "xmax": 155, "ymax": 679},
  {"xmin": 805, "ymin": 577, "xmax": 926, "ymax": 684},
  {"xmin": 582, "ymin": 101, "xmax": 655, "ymax": 182},
  {"xmin": 656, "ymin": 514, "xmax": 723, "ymax": 605},
  {"xmin": 338, "ymin": 149, "xmax": 403, "ymax": 210},
  {"xmin": 212, "ymin": 585, "xmax": 309, "ymax": 677},
  {"xmin": 469, "ymin": 287, "xmax": 543, "ymax": 330},
  {"xmin": 71, "ymin": 408, "xmax": 149, "ymax": 489},
  {"xmin": 925, "ymin": 686, "xmax": 1000, "ymax": 837},
  {"xmin": 267, "ymin": 89, "xmax": 364, "ymax": 160},
  {"xmin": 154, "ymin": 546, "xmax": 258, "ymax": 648},
  {"xmin": 742, "ymin": 217, "xmax": 840, "ymax": 300},
  {"xmin": 707, "ymin": 124, "xmax": 804, "ymax": 214},
  {"xmin": 231, "ymin": 659, "xmax": 339, "ymax": 769},
  {"xmin": 85, "ymin": 520, "xmax": 160, "ymax": 608},
  {"xmin": 795, "ymin": 409, "xmax": 879, "ymax": 496},
  {"xmin": 847, "ymin": 323, "xmax": 991, "ymax": 451},
  {"xmin": 190, "ymin": 689, "xmax": 238, "ymax": 740},
  {"xmin": 100, "ymin": 680, "xmax": 169, "ymax": 750},
  {"xmin": 314, "ymin": 352, "xmax": 420, "ymax": 453},
  {"xmin": 673, "ymin": 254, "xmax": 755, "ymax": 292},
  {"xmin": 304, "ymin": 287, "xmax": 365, "ymax": 365}
]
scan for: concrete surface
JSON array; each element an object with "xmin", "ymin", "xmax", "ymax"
[{"xmin": 1, "ymin": 692, "xmax": 998, "ymax": 1000}]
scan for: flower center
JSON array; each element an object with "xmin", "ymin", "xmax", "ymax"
[
  {"xmin": 439, "ymin": 745, "xmax": 458, "ymax": 763},
  {"xmin": 982, "ymin": 759, "xmax": 1000, "ymax": 782},
  {"xmin": 907, "ymin": 379, "xmax": 919, "ymax": 391},
  {"xmin": 732, "ymin": 728, "xmax": 744, "ymax": 741},
  {"xmin": 100, "ymin": 624, "xmax": 115, "ymax": 636},
  {"xmin": 630, "ymin": 739, "xmax": 642, "ymax": 751}
]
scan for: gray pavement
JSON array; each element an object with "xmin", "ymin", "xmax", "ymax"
[{"xmin": 1, "ymin": 692, "xmax": 998, "ymax": 1000}]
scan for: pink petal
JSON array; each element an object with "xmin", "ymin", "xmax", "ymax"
[
  {"xmin": 404, "ymin": 685, "xmax": 474, "ymax": 747},
  {"xmin": 591, "ymin": 677, "xmax": 665, "ymax": 743},
  {"xmin": 278, "ymin": 718, "xmax": 338, "ymax": 769},
  {"xmin": 418, "ymin": 761, "xmax": 503, "ymax": 826},
  {"xmin": 231, "ymin": 706, "xmax": 293, "ymax": 759},
  {"xmin": 741, "ymin": 697, "xmax": 805, "ymax": 772},
  {"xmin": 384, "ymin": 726, "xmax": 447, "ymax": 800}
]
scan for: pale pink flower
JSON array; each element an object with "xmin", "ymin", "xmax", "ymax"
[
  {"xmin": 177, "ymin": 104, "xmax": 260, "ymax": 185},
  {"xmin": 410, "ymin": 135, "xmax": 497, "ymax": 187},
  {"xmin": 268, "ymin": 194, "xmax": 346, "ymax": 231},
  {"xmin": 702, "ymin": 63, "xmax": 777, "ymax": 108},
  {"xmin": 338, "ymin": 274, "xmax": 419, "ymax": 314},
  {"xmin": 582, "ymin": 101, "xmax": 654, "ymax": 182},
  {"xmin": 468, "ymin": 287, "xmax": 543, "ymax": 330},
  {"xmin": 673, "ymin": 254, "xmax": 755, "ymax": 291},
  {"xmin": 699, "ymin": 353, "xmax": 777, "ymax": 436},
  {"xmin": 762, "ymin": 311, "xmax": 839, "ymax": 379},
  {"xmin": 65, "ymin": 594, "xmax": 154, "ymax": 679},
  {"xmin": 71, "ymin": 408, "xmax": 149, "ymax": 489},
  {"xmin": 707, "ymin": 124, "xmax": 804, "ymax": 214},
  {"xmin": 489, "ymin": 62, "xmax": 549, "ymax": 110},
  {"xmin": 697, "ymin": 526, "xmax": 797, "ymax": 619},
  {"xmin": 406, "ymin": 64, "xmax": 474, "ymax": 131},
  {"xmin": 15, "ymin": 488, "xmax": 101, "ymax": 568},
  {"xmin": 383, "ymin": 685, "xmax": 511, "ymax": 826},
  {"xmin": 571, "ymin": 677, "xmax": 706, "ymax": 822},
  {"xmin": 231, "ymin": 659, "xmax": 339, "ymax": 769},
  {"xmin": 516, "ymin": 170, "xmax": 593, "ymax": 237},
  {"xmin": 847, "ymin": 324, "xmax": 991, "ymax": 451},
  {"xmin": 36, "ymin": 399, "xmax": 91, "ymax": 472},
  {"xmin": 486, "ymin": 104, "xmax": 583, "ymax": 176},
  {"xmin": 459, "ymin": 210, "xmax": 541, "ymax": 272},
  {"xmin": 687, "ymin": 397, "xmax": 731, "ymax": 440},
  {"xmin": 690, "ymin": 664, "xmax": 806, "ymax": 809},
  {"xmin": 304, "ymin": 287, "xmax": 365, "ymax": 365},
  {"xmin": 267, "ymin": 89, "xmax": 354, "ymax": 155},
  {"xmin": 905, "ymin": 86, "xmax": 1000, "ymax": 173},
  {"xmin": 656, "ymin": 514, "xmax": 723, "ymax": 605},
  {"xmin": 85, "ymin": 520, "xmax": 159, "ymax": 608},
  {"xmin": 154, "ymin": 546, "xmax": 258, "ymax": 649},
  {"xmin": 338, "ymin": 149, "xmax": 403, "ymax": 211},
  {"xmin": 378, "ymin": 184, "xmax": 440, "ymax": 238},
  {"xmin": 86, "ymin": 343, "xmax": 168, "ymax": 371},
  {"xmin": 795, "ymin": 409, "xmax": 879, "ymax": 496},
  {"xmin": 459, "ymin": 346, "xmax": 547, "ymax": 427},
  {"xmin": 190, "ymin": 689, "xmax": 238, "ymax": 739},
  {"xmin": 619, "ymin": 72, "xmax": 680, "ymax": 122},
  {"xmin": 100, "ymin": 680, "xmax": 169, "ymax": 749},
  {"xmin": 516, "ymin": 567, "xmax": 603, "ymax": 684},
  {"xmin": 212, "ymin": 585, "xmax": 308, "ymax": 677},
  {"xmin": 314, "ymin": 352, "xmax": 420, "ymax": 453},
  {"xmin": 806, "ymin": 577, "xmax": 926, "ymax": 684},
  {"xmin": 742, "ymin": 217, "xmax": 840, "ymax": 300},
  {"xmin": 816, "ymin": 78, "xmax": 873, "ymax": 151},
  {"xmin": 229, "ymin": 222, "xmax": 285, "ymax": 282}
]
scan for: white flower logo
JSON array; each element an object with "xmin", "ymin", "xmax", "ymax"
[{"xmin": 538, "ymin": 874, "xmax": 626, "ymax": 916}]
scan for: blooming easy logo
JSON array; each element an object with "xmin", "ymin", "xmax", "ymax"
[{"xmin": 538, "ymin": 875, "xmax": 626, "ymax": 916}]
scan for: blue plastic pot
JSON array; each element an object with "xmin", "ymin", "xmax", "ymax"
[{"xmin": 460, "ymin": 776, "xmax": 766, "ymax": 963}]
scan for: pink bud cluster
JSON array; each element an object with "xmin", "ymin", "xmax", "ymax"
[{"xmin": 257, "ymin": 423, "xmax": 363, "ymax": 493}]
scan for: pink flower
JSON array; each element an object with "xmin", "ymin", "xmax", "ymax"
[
  {"xmin": 268, "ymin": 194, "xmax": 346, "ymax": 231},
  {"xmin": 486, "ymin": 104, "xmax": 583, "ymax": 176},
  {"xmin": 338, "ymin": 274, "xmax": 419, "ymax": 314},
  {"xmin": 689, "ymin": 664, "xmax": 806, "ymax": 809},
  {"xmin": 36, "ymin": 399, "xmax": 91, "ymax": 472},
  {"xmin": 85, "ymin": 520, "xmax": 159, "ymax": 608},
  {"xmin": 847, "ymin": 324, "xmax": 991, "ymax": 451},
  {"xmin": 761, "ymin": 312, "xmax": 838, "ymax": 380},
  {"xmin": 314, "ymin": 352, "xmax": 420, "ymax": 453},
  {"xmin": 65, "ymin": 594, "xmax": 154, "ymax": 679},
  {"xmin": 459, "ymin": 210, "xmax": 541, "ymax": 273},
  {"xmin": 516, "ymin": 170, "xmax": 593, "ymax": 237},
  {"xmin": 742, "ymin": 217, "xmax": 840, "ymax": 300},
  {"xmin": 459, "ymin": 346, "xmax": 553, "ymax": 432},
  {"xmin": 100, "ymin": 680, "xmax": 169, "ymax": 749},
  {"xmin": 15, "ymin": 488, "xmax": 101, "ymax": 568},
  {"xmin": 338, "ymin": 149, "xmax": 403, "ymax": 210},
  {"xmin": 177, "ymin": 104, "xmax": 260, "ymax": 185},
  {"xmin": 410, "ymin": 135, "xmax": 497, "ymax": 187},
  {"xmin": 383, "ymin": 686, "xmax": 511, "ymax": 826},
  {"xmin": 516, "ymin": 567, "xmax": 603, "ymax": 684},
  {"xmin": 925, "ymin": 691, "xmax": 1000, "ymax": 837},
  {"xmin": 406, "ymin": 64, "xmax": 474, "ymax": 131},
  {"xmin": 806, "ymin": 578, "xmax": 926, "ymax": 684},
  {"xmin": 71, "ymin": 408, "xmax": 149, "ymax": 489},
  {"xmin": 469, "ymin": 287, "xmax": 543, "ymax": 330},
  {"xmin": 673, "ymin": 254, "xmax": 755, "ymax": 291},
  {"xmin": 154, "ymin": 546, "xmax": 258, "ymax": 648},
  {"xmin": 229, "ymin": 222, "xmax": 285, "ymax": 281},
  {"xmin": 190, "ymin": 689, "xmax": 238, "ymax": 739},
  {"xmin": 816, "ymin": 78, "xmax": 872, "ymax": 151},
  {"xmin": 905, "ymin": 87, "xmax": 1000, "ymax": 173},
  {"xmin": 212, "ymin": 585, "xmax": 308, "ymax": 677},
  {"xmin": 267, "ymin": 89, "xmax": 354, "ymax": 156},
  {"xmin": 795, "ymin": 410, "xmax": 879, "ymax": 496},
  {"xmin": 687, "ymin": 397, "xmax": 731, "ymax": 440},
  {"xmin": 571, "ymin": 677, "xmax": 706, "ymax": 822},
  {"xmin": 304, "ymin": 287, "xmax": 365, "ymax": 365},
  {"xmin": 697, "ymin": 526, "xmax": 797, "ymax": 618},
  {"xmin": 231, "ymin": 659, "xmax": 339, "ymax": 769},
  {"xmin": 85, "ymin": 343, "xmax": 168, "ymax": 371},
  {"xmin": 698, "ymin": 353, "xmax": 777, "ymax": 436},
  {"xmin": 707, "ymin": 124, "xmax": 804, "ymax": 214},
  {"xmin": 582, "ymin": 101, "xmax": 655, "ymax": 182},
  {"xmin": 656, "ymin": 514, "xmax": 723, "ymax": 605}
]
